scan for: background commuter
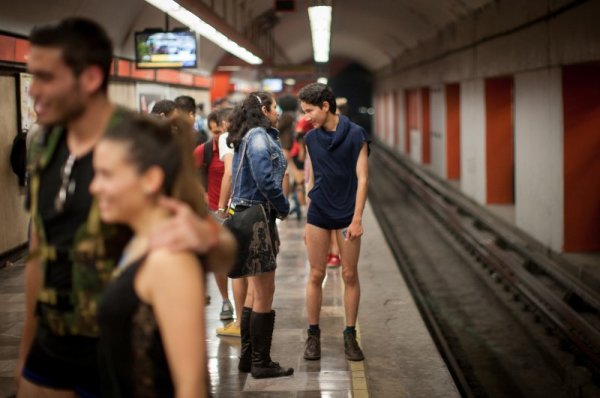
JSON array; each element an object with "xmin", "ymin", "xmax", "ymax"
[
  {"xmin": 150, "ymin": 99, "xmax": 178, "ymax": 119},
  {"xmin": 194, "ymin": 110, "xmax": 235, "ymax": 322},
  {"xmin": 214, "ymin": 108, "xmax": 248, "ymax": 338},
  {"xmin": 175, "ymin": 95, "xmax": 208, "ymax": 145}
]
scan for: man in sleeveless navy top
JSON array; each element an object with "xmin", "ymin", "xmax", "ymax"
[{"xmin": 299, "ymin": 83, "xmax": 370, "ymax": 361}]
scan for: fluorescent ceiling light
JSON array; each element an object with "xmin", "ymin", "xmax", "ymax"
[
  {"xmin": 317, "ymin": 77, "xmax": 328, "ymax": 84},
  {"xmin": 308, "ymin": 5, "xmax": 332, "ymax": 63},
  {"xmin": 145, "ymin": 0, "xmax": 262, "ymax": 64},
  {"xmin": 284, "ymin": 78, "xmax": 296, "ymax": 86}
]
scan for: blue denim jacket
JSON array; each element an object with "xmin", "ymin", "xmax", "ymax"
[{"xmin": 230, "ymin": 126, "xmax": 289, "ymax": 217}]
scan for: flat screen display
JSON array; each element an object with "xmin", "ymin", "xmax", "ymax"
[
  {"xmin": 262, "ymin": 78, "xmax": 283, "ymax": 92},
  {"xmin": 135, "ymin": 31, "xmax": 197, "ymax": 69}
]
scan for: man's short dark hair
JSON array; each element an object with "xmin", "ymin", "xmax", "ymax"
[
  {"xmin": 207, "ymin": 111, "xmax": 219, "ymax": 126},
  {"xmin": 29, "ymin": 17, "xmax": 113, "ymax": 93},
  {"xmin": 175, "ymin": 95, "xmax": 196, "ymax": 114},
  {"xmin": 151, "ymin": 99, "xmax": 176, "ymax": 117},
  {"xmin": 298, "ymin": 82, "xmax": 337, "ymax": 114},
  {"xmin": 217, "ymin": 107, "xmax": 233, "ymax": 125}
]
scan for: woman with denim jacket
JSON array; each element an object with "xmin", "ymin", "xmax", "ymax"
[{"xmin": 226, "ymin": 91, "xmax": 293, "ymax": 379}]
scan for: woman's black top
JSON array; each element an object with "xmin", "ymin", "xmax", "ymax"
[{"xmin": 98, "ymin": 257, "xmax": 174, "ymax": 398}]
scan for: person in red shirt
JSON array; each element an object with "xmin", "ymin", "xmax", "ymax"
[{"xmin": 194, "ymin": 109, "xmax": 235, "ymax": 321}]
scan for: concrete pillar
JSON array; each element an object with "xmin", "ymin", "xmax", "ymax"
[
  {"xmin": 421, "ymin": 88, "xmax": 431, "ymax": 164},
  {"xmin": 460, "ymin": 79, "xmax": 486, "ymax": 204},
  {"xmin": 386, "ymin": 92, "xmax": 395, "ymax": 148},
  {"xmin": 396, "ymin": 90, "xmax": 406, "ymax": 154},
  {"xmin": 374, "ymin": 94, "xmax": 382, "ymax": 140},
  {"xmin": 406, "ymin": 89, "xmax": 422, "ymax": 163},
  {"xmin": 514, "ymin": 68, "xmax": 563, "ymax": 251}
]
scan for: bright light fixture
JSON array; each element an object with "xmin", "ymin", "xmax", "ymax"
[
  {"xmin": 308, "ymin": 5, "xmax": 332, "ymax": 63},
  {"xmin": 284, "ymin": 78, "xmax": 296, "ymax": 86},
  {"xmin": 145, "ymin": 0, "xmax": 262, "ymax": 64},
  {"xmin": 317, "ymin": 77, "xmax": 328, "ymax": 84}
]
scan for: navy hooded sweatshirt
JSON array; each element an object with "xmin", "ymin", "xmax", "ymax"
[{"xmin": 304, "ymin": 114, "xmax": 370, "ymax": 228}]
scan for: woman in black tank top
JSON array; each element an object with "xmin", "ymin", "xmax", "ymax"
[{"xmin": 91, "ymin": 116, "xmax": 211, "ymax": 397}]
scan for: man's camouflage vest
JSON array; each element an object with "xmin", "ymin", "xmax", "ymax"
[{"xmin": 27, "ymin": 108, "xmax": 131, "ymax": 337}]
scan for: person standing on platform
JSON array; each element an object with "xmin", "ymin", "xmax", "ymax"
[
  {"xmin": 175, "ymin": 95, "xmax": 208, "ymax": 145},
  {"xmin": 227, "ymin": 92, "xmax": 293, "ymax": 378},
  {"xmin": 299, "ymin": 82, "xmax": 370, "ymax": 362},
  {"xmin": 215, "ymin": 108, "xmax": 248, "ymax": 338},
  {"xmin": 150, "ymin": 99, "xmax": 178, "ymax": 120},
  {"xmin": 194, "ymin": 109, "xmax": 235, "ymax": 322},
  {"xmin": 16, "ymin": 17, "xmax": 234, "ymax": 397}
]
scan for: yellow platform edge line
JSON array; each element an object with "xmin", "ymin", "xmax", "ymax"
[{"xmin": 337, "ymin": 268, "xmax": 370, "ymax": 398}]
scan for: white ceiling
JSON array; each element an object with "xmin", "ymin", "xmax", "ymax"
[{"xmin": 0, "ymin": 0, "xmax": 494, "ymax": 72}]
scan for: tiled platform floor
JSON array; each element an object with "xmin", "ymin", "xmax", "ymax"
[
  {"xmin": 205, "ymin": 202, "xmax": 459, "ymax": 397},
  {"xmin": 0, "ymin": 201, "xmax": 459, "ymax": 397}
]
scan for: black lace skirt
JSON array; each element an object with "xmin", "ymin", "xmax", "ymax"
[{"xmin": 226, "ymin": 205, "xmax": 279, "ymax": 278}]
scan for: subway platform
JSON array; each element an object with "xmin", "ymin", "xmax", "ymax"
[
  {"xmin": 205, "ymin": 202, "xmax": 459, "ymax": 397},
  {"xmin": 0, "ymin": 202, "xmax": 459, "ymax": 397}
]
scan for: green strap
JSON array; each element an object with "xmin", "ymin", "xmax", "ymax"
[{"xmin": 29, "ymin": 126, "xmax": 65, "ymax": 248}]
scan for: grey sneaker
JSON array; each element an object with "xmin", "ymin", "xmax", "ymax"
[
  {"xmin": 343, "ymin": 331, "xmax": 364, "ymax": 361},
  {"xmin": 303, "ymin": 329, "xmax": 321, "ymax": 360},
  {"xmin": 220, "ymin": 301, "xmax": 234, "ymax": 320}
]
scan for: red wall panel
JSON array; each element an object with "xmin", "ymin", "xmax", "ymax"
[
  {"xmin": 485, "ymin": 77, "xmax": 514, "ymax": 204},
  {"xmin": 405, "ymin": 89, "xmax": 420, "ymax": 155},
  {"xmin": 194, "ymin": 75, "xmax": 211, "ymax": 88},
  {"xmin": 211, "ymin": 72, "xmax": 231, "ymax": 101},
  {"xmin": 421, "ymin": 88, "xmax": 431, "ymax": 164},
  {"xmin": 14, "ymin": 39, "xmax": 30, "ymax": 63},
  {"xmin": 446, "ymin": 83, "xmax": 461, "ymax": 180},
  {"xmin": 562, "ymin": 63, "xmax": 600, "ymax": 252},
  {"xmin": 117, "ymin": 60, "xmax": 131, "ymax": 77},
  {"xmin": 0, "ymin": 35, "xmax": 16, "ymax": 62}
]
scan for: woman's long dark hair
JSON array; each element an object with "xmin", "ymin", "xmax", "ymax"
[
  {"xmin": 227, "ymin": 91, "xmax": 274, "ymax": 150},
  {"xmin": 103, "ymin": 114, "xmax": 208, "ymax": 218}
]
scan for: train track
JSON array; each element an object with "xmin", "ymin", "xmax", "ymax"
[{"xmin": 369, "ymin": 142, "xmax": 600, "ymax": 397}]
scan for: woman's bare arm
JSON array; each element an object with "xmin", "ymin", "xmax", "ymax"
[{"xmin": 136, "ymin": 250, "xmax": 208, "ymax": 398}]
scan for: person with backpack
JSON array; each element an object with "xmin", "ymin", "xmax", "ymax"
[{"xmin": 194, "ymin": 109, "xmax": 235, "ymax": 322}]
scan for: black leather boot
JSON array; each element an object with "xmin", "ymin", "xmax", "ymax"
[
  {"xmin": 238, "ymin": 307, "xmax": 252, "ymax": 372},
  {"xmin": 250, "ymin": 310, "xmax": 294, "ymax": 379}
]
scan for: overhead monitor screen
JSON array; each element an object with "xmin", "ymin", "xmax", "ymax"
[
  {"xmin": 135, "ymin": 31, "xmax": 197, "ymax": 69},
  {"xmin": 262, "ymin": 78, "xmax": 283, "ymax": 93}
]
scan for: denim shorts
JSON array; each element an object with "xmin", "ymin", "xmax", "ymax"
[{"xmin": 307, "ymin": 203, "xmax": 351, "ymax": 230}]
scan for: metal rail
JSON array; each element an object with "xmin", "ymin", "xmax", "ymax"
[
  {"xmin": 369, "ymin": 182, "xmax": 477, "ymax": 398},
  {"xmin": 371, "ymin": 142, "xmax": 600, "ymax": 378}
]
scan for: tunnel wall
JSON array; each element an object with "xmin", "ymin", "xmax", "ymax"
[
  {"xmin": 373, "ymin": 0, "xmax": 600, "ymax": 253},
  {"xmin": 0, "ymin": 75, "xmax": 29, "ymax": 256},
  {"xmin": 459, "ymin": 79, "xmax": 486, "ymax": 205}
]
